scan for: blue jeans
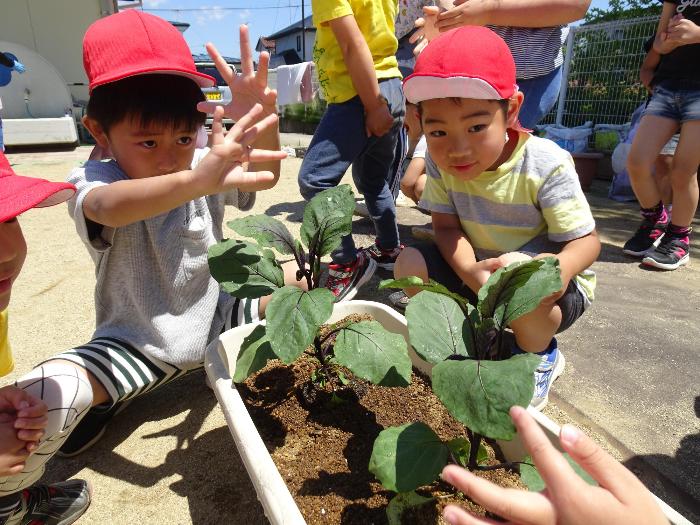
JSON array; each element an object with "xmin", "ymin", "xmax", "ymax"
[
  {"xmin": 517, "ymin": 66, "xmax": 562, "ymax": 129},
  {"xmin": 298, "ymin": 77, "xmax": 405, "ymax": 264},
  {"xmin": 644, "ymin": 80, "xmax": 700, "ymax": 123}
]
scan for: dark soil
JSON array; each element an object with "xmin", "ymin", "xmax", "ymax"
[{"xmin": 239, "ymin": 353, "xmax": 525, "ymax": 524}]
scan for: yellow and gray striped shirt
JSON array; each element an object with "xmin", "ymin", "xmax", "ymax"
[{"xmin": 420, "ymin": 132, "xmax": 596, "ymax": 302}]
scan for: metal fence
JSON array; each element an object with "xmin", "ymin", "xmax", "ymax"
[{"xmin": 541, "ymin": 15, "xmax": 658, "ymax": 128}]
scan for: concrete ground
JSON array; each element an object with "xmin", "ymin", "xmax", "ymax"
[{"xmin": 4, "ymin": 137, "xmax": 699, "ymax": 523}]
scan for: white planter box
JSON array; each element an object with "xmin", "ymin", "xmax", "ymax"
[{"xmin": 205, "ymin": 300, "xmax": 690, "ymax": 525}]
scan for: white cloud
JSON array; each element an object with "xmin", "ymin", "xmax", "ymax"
[
  {"xmin": 238, "ymin": 8, "xmax": 251, "ymax": 21},
  {"xmin": 143, "ymin": 0, "xmax": 168, "ymax": 7},
  {"xmin": 194, "ymin": 5, "xmax": 229, "ymax": 25}
]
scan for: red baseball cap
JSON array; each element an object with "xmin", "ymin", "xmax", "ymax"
[
  {"xmin": 83, "ymin": 10, "xmax": 215, "ymax": 92},
  {"xmin": 0, "ymin": 153, "xmax": 76, "ymax": 223},
  {"xmin": 404, "ymin": 26, "xmax": 518, "ymax": 104}
]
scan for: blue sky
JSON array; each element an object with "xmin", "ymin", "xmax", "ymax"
[{"xmin": 140, "ymin": 0, "xmax": 611, "ymax": 59}]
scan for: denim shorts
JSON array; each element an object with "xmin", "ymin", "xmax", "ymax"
[
  {"xmin": 644, "ymin": 81, "xmax": 700, "ymax": 123},
  {"xmin": 412, "ymin": 241, "xmax": 586, "ymax": 333},
  {"xmin": 660, "ymin": 133, "xmax": 679, "ymax": 156}
]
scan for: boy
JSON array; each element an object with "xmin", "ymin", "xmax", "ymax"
[
  {"xmin": 298, "ymin": 0, "xmax": 406, "ymax": 301},
  {"xmin": 0, "ymin": 10, "xmax": 288, "ymax": 508},
  {"xmin": 0, "ymin": 153, "xmax": 91, "ymax": 524},
  {"xmin": 394, "ymin": 26, "xmax": 600, "ymax": 409}
]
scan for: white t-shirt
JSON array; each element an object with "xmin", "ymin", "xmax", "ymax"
[{"xmin": 66, "ymin": 149, "xmax": 255, "ymax": 367}]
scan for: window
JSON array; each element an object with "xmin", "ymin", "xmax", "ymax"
[{"xmin": 296, "ymin": 35, "xmax": 302, "ymax": 51}]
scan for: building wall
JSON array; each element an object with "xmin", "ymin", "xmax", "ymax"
[
  {"xmin": 275, "ymin": 31, "xmax": 316, "ymax": 62},
  {"xmin": 0, "ymin": 0, "xmax": 115, "ymax": 104}
]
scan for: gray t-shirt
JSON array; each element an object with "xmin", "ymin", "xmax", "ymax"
[{"xmin": 66, "ymin": 148, "xmax": 255, "ymax": 368}]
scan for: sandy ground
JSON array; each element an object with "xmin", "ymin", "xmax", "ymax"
[{"xmin": 4, "ymin": 144, "xmax": 699, "ymax": 523}]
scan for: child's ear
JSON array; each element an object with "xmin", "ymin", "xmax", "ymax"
[
  {"xmin": 81, "ymin": 116, "xmax": 109, "ymax": 149},
  {"xmin": 506, "ymin": 92, "xmax": 525, "ymax": 128}
]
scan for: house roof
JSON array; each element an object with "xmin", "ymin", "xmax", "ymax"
[
  {"xmin": 266, "ymin": 15, "xmax": 315, "ymax": 40},
  {"xmin": 191, "ymin": 53, "xmax": 241, "ymax": 65}
]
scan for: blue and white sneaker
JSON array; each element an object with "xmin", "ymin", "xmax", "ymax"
[{"xmin": 530, "ymin": 338, "xmax": 565, "ymax": 411}]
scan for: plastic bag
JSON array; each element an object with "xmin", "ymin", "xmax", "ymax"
[
  {"xmin": 594, "ymin": 123, "xmax": 629, "ymax": 153},
  {"xmin": 608, "ymin": 104, "xmax": 645, "ymax": 202},
  {"xmin": 543, "ymin": 122, "xmax": 593, "ymax": 153}
]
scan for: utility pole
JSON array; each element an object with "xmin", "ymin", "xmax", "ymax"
[{"xmin": 301, "ymin": 1, "xmax": 306, "ymax": 61}]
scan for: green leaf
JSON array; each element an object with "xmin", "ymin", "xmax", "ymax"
[
  {"xmin": 520, "ymin": 454, "xmax": 597, "ymax": 492},
  {"xmin": 265, "ymin": 287, "xmax": 335, "ymax": 363},
  {"xmin": 478, "ymin": 258, "xmax": 562, "ymax": 329},
  {"xmin": 380, "ymin": 277, "xmax": 470, "ymax": 309},
  {"xmin": 301, "ymin": 185, "xmax": 355, "ymax": 256},
  {"xmin": 334, "ymin": 321, "xmax": 412, "ymax": 386},
  {"xmin": 369, "ymin": 422, "xmax": 449, "ymax": 493},
  {"xmin": 432, "ymin": 354, "xmax": 540, "ymax": 440},
  {"xmin": 226, "ymin": 215, "xmax": 298, "ymax": 256},
  {"xmin": 386, "ymin": 492, "xmax": 435, "ymax": 525},
  {"xmin": 208, "ymin": 239, "xmax": 284, "ymax": 298},
  {"xmin": 446, "ymin": 437, "xmax": 489, "ymax": 467},
  {"xmin": 406, "ymin": 291, "xmax": 478, "ymax": 363},
  {"xmin": 232, "ymin": 325, "xmax": 276, "ymax": 382}
]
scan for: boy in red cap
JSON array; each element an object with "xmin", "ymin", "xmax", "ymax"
[
  {"xmin": 0, "ymin": 153, "xmax": 92, "ymax": 524},
  {"xmin": 0, "ymin": 11, "xmax": 291, "ymax": 510},
  {"xmin": 394, "ymin": 26, "xmax": 601, "ymax": 410}
]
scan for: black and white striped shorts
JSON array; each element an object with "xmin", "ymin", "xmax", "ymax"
[{"xmin": 43, "ymin": 297, "xmax": 257, "ymax": 407}]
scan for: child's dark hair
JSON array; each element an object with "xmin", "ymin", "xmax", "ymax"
[{"xmin": 86, "ymin": 74, "xmax": 206, "ymax": 133}]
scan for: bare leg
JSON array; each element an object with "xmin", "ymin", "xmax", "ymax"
[
  {"xmin": 653, "ymin": 155, "xmax": 674, "ymax": 206},
  {"xmin": 627, "ymin": 116, "xmax": 679, "ymax": 208},
  {"xmin": 509, "ymin": 302, "xmax": 562, "ymax": 353},
  {"xmin": 668, "ymin": 121, "xmax": 700, "ymax": 227},
  {"xmin": 258, "ymin": 260, "xmax": 310, "ymax": 316},
  {"xmin": 393, "ymin": 247, "xmax": 429, "ymax": 297}
]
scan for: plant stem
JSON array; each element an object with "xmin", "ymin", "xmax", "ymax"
[
  {"xmin": 477, "ymin": 461, "xmax": 531, "ymax": 472},
  {"xmin": 468, "ymin": 433, "xmax": 483, "ymax": 470}
]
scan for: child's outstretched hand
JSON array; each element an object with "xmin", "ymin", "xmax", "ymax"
[
  {"xmin": 192, "ymin": 104, "xmax": 286, "ymax": 193},
  {"xmin": 0, "ymin": 385, "xmax": 47, "ymax": 450},
  {"xmin": 197, "ymin": 25, "xmax": 277, "ymax": 122},
  {"xmin": 441, "ymin": 406, "xmax": 668, "ymax": 525},
  {"xmin": 0, "ymin": 414, "xmax": 31, "ymax": 476}
]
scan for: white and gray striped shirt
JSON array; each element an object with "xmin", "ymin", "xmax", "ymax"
[{"xmin": 488, "ymin": 25, "xmax": 569, "ymax": 80}]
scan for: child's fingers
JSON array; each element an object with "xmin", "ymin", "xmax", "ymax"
[
  {"xmin": 237, "ymin": 113, "xmax": 280, "ymax": 148},
  {"xmin": 441, "ymin": 464, "xmax": 553, "ymax": 524},
  {"xmin": 2, "ymin": 461, "xmax": 27, "ymax": 477},
  {"xmin": 442, "ymin": 504, "xmax": 500, "ymax": 525},
  {"xmin": 228, "ymin": 104, "xmax": 264, "ymax": 142},
  {"xmin": 559, "ymin": 424, "xmax": 645, "ymax": 502},
  {"xmin": 16, "ymin": 428, "xmax": 44, "ymax": 442},
  {"xmin": 239, "ymin": 25, "xmax": 255, "ymax": 77},
  {"xmin": 247, "ymin": 149, "xmax": 288, "ymax": 163},
  {"xmin": 256, "ymin": 51, "xmax": 270, "ymax": 86},
  {"xmin": 510, "ymin": 406, "xmax": 585, "ymax": 493},
  {"xmin": 14, "ymin": 415, "xmax": 48, "ymax": 430},
  {"xmin": 205, "ymin": 42, "xmax": 236, "ymax": 85},
  {"xmin": 210, "ymin": 106, "xmax": 226, "ymax": 145},
  {"xmin": 197, "ymin": 101, "xmax": 219, "ymax": 115}
]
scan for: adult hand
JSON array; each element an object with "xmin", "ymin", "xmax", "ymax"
[
  {"xmin": 197, "ymin": 25, "xmax": 278, "ymax": 122},
  {"xmin": 654, "ymin": 26, "xmax": 680, "ymax": 55},
  {"xmin": 666, "ymin": 15, "xmax": 700, "ymax": 46},
  {"xmin": 191, "ymin": 104, "xmax": 286, "ymax": 194},
  {"xmin": 441, "ymin": 406, "xmax": 668, "ymax": 525},
  {"xmin": 435, "ymin": 0, "xmax": 490, "ymax": 32},
  {"xmin": 0, "ymin": 385, "xmax": 47, "ymax": 448},
  {"xmin": 365, "ymin": 102, "xmax": 394, "ymax": 137}
]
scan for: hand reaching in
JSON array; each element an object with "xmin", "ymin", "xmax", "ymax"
[
  {"xmin": 0, "ymin": 385, "xmax": 47, "ymax": 452},
  {"xmin": 197, "ymin": 25, "xmax": 278, "ymax": 122},
  {"xmin": 191, "ymin": 104, "xmax": 286, "ymax": 194},
  {"xmin": 435, "ymin": 0, "xmax": 489, "ymax": 32},
  {"xmin": 441, "ymin": 406, "xmax": 668, "ymax": 525},
  {"xmin": 410, "ymin": 6, "xmax": 442, "ymax": 57}
]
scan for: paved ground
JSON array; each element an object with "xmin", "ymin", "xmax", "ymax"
[{"xmin": 4, "ymin": 137, "xmax": 699, "ymax": 523}]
